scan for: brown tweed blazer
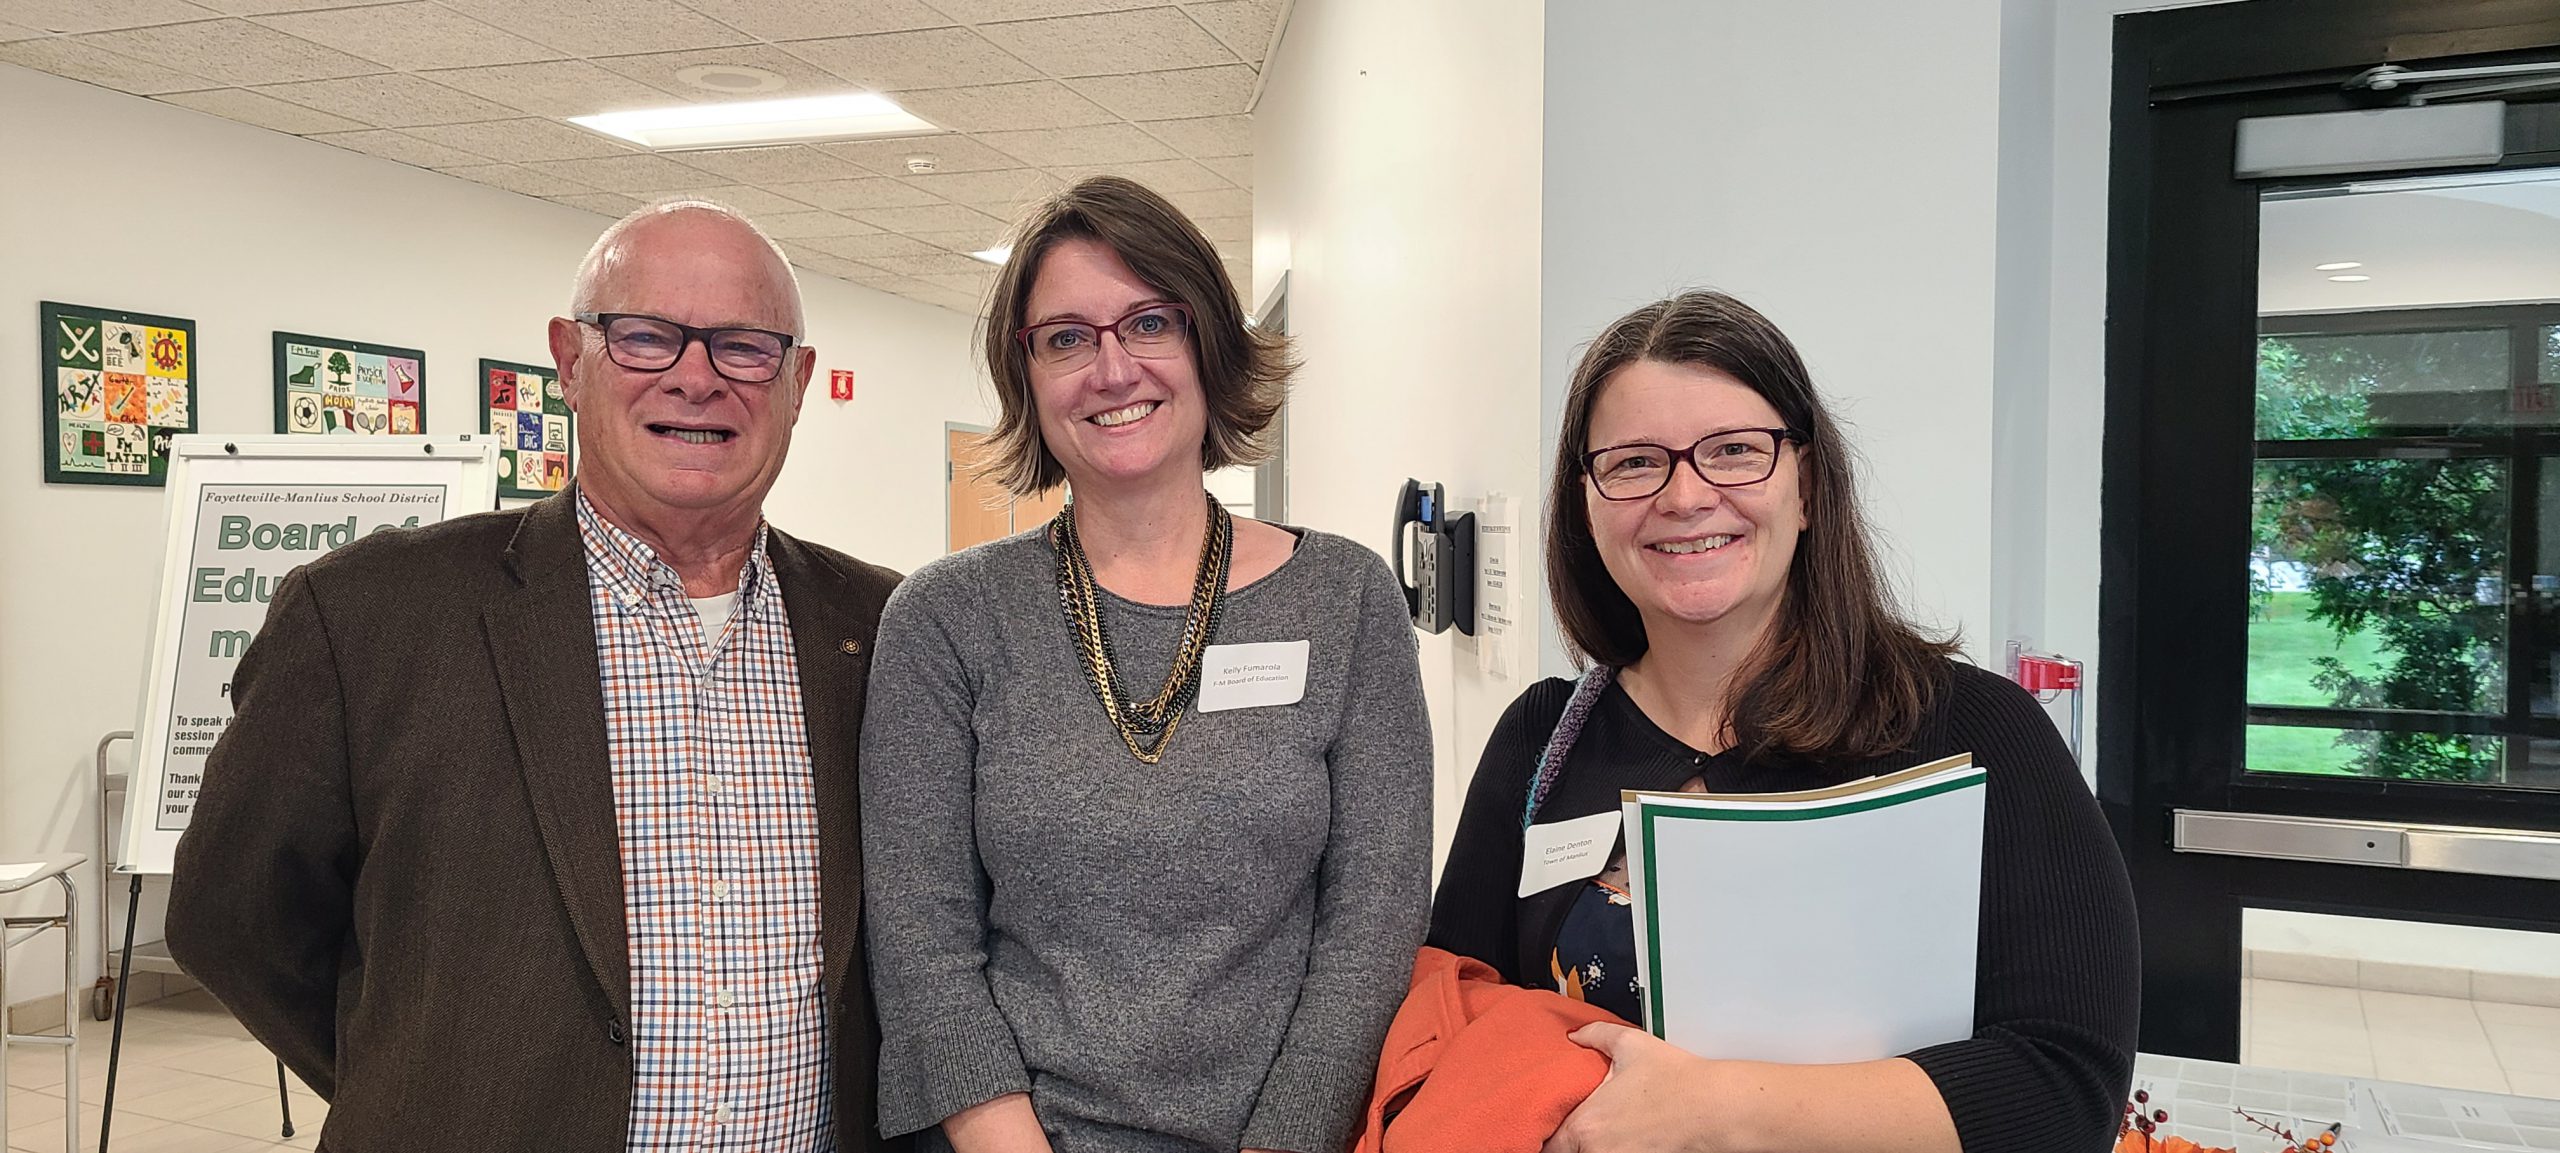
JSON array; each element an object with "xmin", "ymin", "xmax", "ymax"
[{"xmin": 166, "ymin": 489, "xmax": 906, "ymax": 1153}]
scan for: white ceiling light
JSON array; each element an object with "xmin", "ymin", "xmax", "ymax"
[
  {"xmin": 2329, "ymin": 274, "xmax": 2373, "ymax": 282},
  {"xmin": 970, "ymin": 245, "xmax": 1013, "ymax": 265},
  {"xmin": 571, "ymin": 93, "xmax": 936, "ymax": 151},
  {"xmin": 2314, "ymin": 261, "xmax": 2364, "ymax": 271}
]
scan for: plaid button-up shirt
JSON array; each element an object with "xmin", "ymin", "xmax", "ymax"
[{"xmin": 579, "ymin": 496, "xmax": 834, "ymax": 1153}]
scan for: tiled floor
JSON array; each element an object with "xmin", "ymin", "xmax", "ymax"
[
  {"xmin": 4, "ymin": 991, "xmax": 321, "ymax": 1153},
  {"xmin": 2243, "ymin": 977, "xmax": 2560, "ymax": 1098},
  {"xmin": 6, "ymin": 979, "xmax": 2555, "ymax": 1150}
]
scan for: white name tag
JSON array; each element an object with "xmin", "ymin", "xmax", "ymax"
[
  {"xmin": 1195, "ymin": 640, "xmax": 1311, "ymax": 713},
  {"xmin": 1518, "ymin": 809, "xmax": 1623, "ymax": 897}
]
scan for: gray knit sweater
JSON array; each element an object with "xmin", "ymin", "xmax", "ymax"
[{"xmin": 859, "ymin": 525, "xmax": 1432, "ymax": 1153}]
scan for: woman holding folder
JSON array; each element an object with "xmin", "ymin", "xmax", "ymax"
[{"xmin": 1427, "ymin": 291, "xmax": 2137, "ymax": 1153}]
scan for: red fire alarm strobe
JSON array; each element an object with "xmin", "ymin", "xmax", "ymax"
[{"xmin": 828, "ymin": 369, "xmax": 855, "ymax": 402}]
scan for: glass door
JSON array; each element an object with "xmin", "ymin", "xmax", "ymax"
[{"xmin": 2104, "ymin": 0, "xmax": 2560, "ymax": 1065}]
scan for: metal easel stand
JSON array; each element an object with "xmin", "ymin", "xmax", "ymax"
[{"xmin": 93, "ymin": 730, "xmax": 294, "ymax": 1150}]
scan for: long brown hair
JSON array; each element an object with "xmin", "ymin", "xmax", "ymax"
[
  {"xmin": 978, "ymin": 176, "xmax": 1292, "ymax": 496},
  {"xmin": 1546, "ymin": 290, "xmax": 1959, "ymax": 761}
]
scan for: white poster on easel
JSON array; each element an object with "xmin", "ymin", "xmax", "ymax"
[{"xmin": 119, "ymin": 435, "xmax": 498, "ymax": 876}]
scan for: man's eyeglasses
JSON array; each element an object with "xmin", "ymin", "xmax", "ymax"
[
  {"xmin": 575, "ymin": 312, "xmax": 798, "ymax": 384},
  {"xmin": 1582, "ymin": 427, "xmax": 1804, "ymax": 501},
  {"xmin": 1016, "ymin": 303, "xmax": 1193, "ymax": 373}
]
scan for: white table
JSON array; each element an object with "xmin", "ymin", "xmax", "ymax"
[
  {"xmin": 2133, "ymin": 1053, "xmax": 2560, "ymax": 1153},
  {"xmin": 1, "ymin": 853, "xmax": 84, "ymax": 1153}
]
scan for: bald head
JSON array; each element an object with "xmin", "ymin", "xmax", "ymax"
[{"xmin": 570, "ymin": 200, "xmax": 806, "ymax": 336}]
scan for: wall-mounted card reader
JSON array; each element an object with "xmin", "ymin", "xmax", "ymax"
[{"xmin": 1393, "ymin": 478, "xmax": 1475, "ymax": 635}]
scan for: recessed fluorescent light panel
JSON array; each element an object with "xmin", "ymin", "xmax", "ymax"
[
  {"xmin": 2315, "ymin": 262, "xmax": 2363, "ymax": 271},
  {"xmin": 970, "ymin": 245, "xmax": 1013, "ymax": 265},
  {"xmin": 2329, "ymin": 274, "xmax": 2372, "ymax": 283},
  {"xmin": 571, "ymin": 93, "xmax": 937, "ymax": 151}
]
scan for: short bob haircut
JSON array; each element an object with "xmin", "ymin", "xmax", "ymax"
[
  {"xmin": 1545, "ymin": 290, "xmax": 1959, "ymax": 762},
  {"xmin": 979, "ymin": 176, "xmax": 1291, "ymax": 496}
]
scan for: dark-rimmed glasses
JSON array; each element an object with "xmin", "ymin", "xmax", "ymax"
[
  {"xmin": 1583, "ymin": 427, "xmax": 1804, "ymax": 501},
  {"xmin": 575, "ymin": 312, "xmax": 798, "ymax": 384},
  {"xmin": 1016, "ymin": 303, "xmax": 1193, "ymax": 373}
]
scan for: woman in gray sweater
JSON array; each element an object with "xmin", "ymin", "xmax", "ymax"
[{"xmin": 858, "ymin": 176, "xmax": 1433, "ymax": 1153}]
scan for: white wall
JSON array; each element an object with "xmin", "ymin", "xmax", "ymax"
[
  {"xmin": 1541, "ymin": 1, "xmax": 2008, "ymax": 679},
  {"xmin": 1252, "ymin": 0, "xmax": 1547, "ymax": 862},
  {"xmin": 0, "ymin": 63, "xmax": 991, "ymax": 1005}
]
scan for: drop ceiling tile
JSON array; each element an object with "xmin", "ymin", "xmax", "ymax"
[
  {"xmin": 525, "ymin": 152, "xmax": 717, "ymax": 192},
  {"xmin": 403, "ymin": 118, "xmax": 632, "ymax": 163},
  {"xmin": 308, "ymin": 127, "xmax": 488, "ymax": 168},
  {"xmin": 780, "ymin": 27, "xmax": 1035, "ymax": 92},
  {"xmin": 651, "ymin": 184, "xmax": 816, "ymax": 216},
  {"xmin": 918, "ymin": 270, "xmax": 994, "ymax": 292},
  {"xmin": 256, "ymin": 73, "xmax": 518, "ymax": 127},
  {"xmin": 591, "ymin": 44, "xmax": 848, "ymax": 104},
  {"xmin": 908, "ymin": 228, "xmax": 1012, "ymax": 253},
  {"xmin": 0, "ymin": 37, "xmax": 210, "ymax": 93},
  {"xmin": 867, "ymin": 252, "xmax": 1001, "ymax": 278},
  {"xmin": 1200, "ymin": 154, "xmax": 1248, "ymax": 188},
  {"xmin": 254, "ymin": 3, "xmax": 559, "ymax": 71},
  {"xmin": 76, "ymin": 18, "xmax": 383, "ymax": 85},
  {"xmin": 548, "ymin": 191, "xmax": 647, "ymax": 215},
  {"xmin": 891, "ymin": 81, "xmax": 1114, "ymax": 133},
  {"xmin": 918, "ymin": 289, "xmax": 990, "ymax": 315},
  {"xmin": 419, "ymin": 59, "xmax": 683, "ymax": 118},
  {"xmin": 0, "ymin": 20, "xmax": 38, "ymax": 39},
  {"xmin": 671, "ymin": 145, "xmax": 871, "ymax": 184},
  {"xmin": 156, "ymin": 86, "xmax": 366, "ymax": 133},
  {"xmin": 1165, "ymin": 186, "xmax": 1248, "ymax": 218},
  {"xmin": 1182, "ymin": 0, "xmax": 1278, "ymax": 65},
  {"xmin": 754, "ymin": 211, "xmax": 881, "ymax": 239},
  {"xmin": 767, "ymin": 177, "xmax": 943, "ymax": 211},
  {"xmin": 977, "ymin": 9, "xmax": 1232, "ymax": 79},
  {"xmin": 976, "ymin": 122, "xmax": 1172, "ymax": 167},
  {"xmin": 798, "ymin": 256, "xmax": 889, "ymax": 283},
  {"xmin": 849, "ymin": 203, "xmax": 1005, "ymax": 233},
  {"xmin": 1135, "ymin": 113, "xmax": 1247, "ymax": 157},
  {"xmin": 1047, "ymin": 157, "xmax": 1228, "ymax": 194},
  {"xmin": 899, "ymin": 168, "xmax": 1059, "ymax": 209},
  {"xmin": 1194, "ymin": 214, "xmax": 1246, "ymax": 242},
  {"xmin": 801, "ymin": 233, "xmax": 940, "ymax": 260},
  {"xmin": 1067, "ymin": 63, "xmax": 1252, "ymax": 120},
  {"xmin": 434, "ymin": 0, "xmax": 746, "ymax": 57},
  {"xmin": 191, "ymin": 0, "xmax": 410, "ymax": 11},
  {"xmin": 926, "ymin": 0, "xmax": 1154, "ymax": 22},
  {"xmin": 818, "ymin": 133, "xmax": 1020, "ymax": 174},
  {"xmin": 675, "ymin": 0, "xmax": 947, "ymax": 41},
  {"xmin": 0, "ymin": 0, "xmax": 215, "ymax": 34},
  {"xmin": 436, "ymin": 162, "xmax": 595, "ymax": 197}
]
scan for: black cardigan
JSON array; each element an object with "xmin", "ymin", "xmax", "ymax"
[{"xmin": 1426, "ymin": 662, "xmax": 2138, "ymax": 1153}]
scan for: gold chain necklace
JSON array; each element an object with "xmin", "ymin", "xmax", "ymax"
[{"xmin": 1051, "ymin": 492, "xmax": 1233, "ymax": 764}]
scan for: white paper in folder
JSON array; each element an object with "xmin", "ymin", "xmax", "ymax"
[{"xmin": 1621, "ymin": 753, "xmax": 1986, "ymax": 1064}]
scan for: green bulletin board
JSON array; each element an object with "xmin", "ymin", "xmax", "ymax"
[
  {"xmin": 482, "ymin": 358, "xmax": 574, "ymax": 499},
  {"xmin": 42, "ymin": 301, "xmax": 199, "ymax": 486},
  {"xmin": 273, "ymin": 332, "xmax": 426, "ymax": 436}
]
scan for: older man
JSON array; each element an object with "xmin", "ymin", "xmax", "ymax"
[{"xmin": 167, "ymin": 202, "xmax": 902, "ymax": 1152}]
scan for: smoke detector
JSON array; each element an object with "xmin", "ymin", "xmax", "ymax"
[
  {"xmin": 673, "ymin": 64, "xmax": 786, "ymax": 94},
  {"xmin": 906, "ymin": 154, "xmax": 939, "ymax": 174}
]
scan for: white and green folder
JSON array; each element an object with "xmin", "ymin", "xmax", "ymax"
[{"xmin": 1621, "ymin": 753, "xmax": 1987, "ymax": 1063}]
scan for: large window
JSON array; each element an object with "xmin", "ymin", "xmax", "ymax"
[{"xmin": 2247, "ymin": 307, "xmax": 2560, "ymax": 789}]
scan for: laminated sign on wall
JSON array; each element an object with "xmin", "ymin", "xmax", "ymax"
[{"xmin": 120, "ymin": 435, "xmax": 497, "ymax": 876}]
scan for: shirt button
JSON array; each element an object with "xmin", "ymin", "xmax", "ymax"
[
  {"xmin": 707, "ymin": 776, "xmax": 727, "ymax": 796},
  {"xmin": 713, "ymin": 1104, "xmax": 733, "ymax": 1123},
  {"xmin": 716, "ymin": 988, "xmax": 735, "ymax": 1008},
  {"xmin": 710, "ymin": 879, "xmax": 731, "ymax": 900}
]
